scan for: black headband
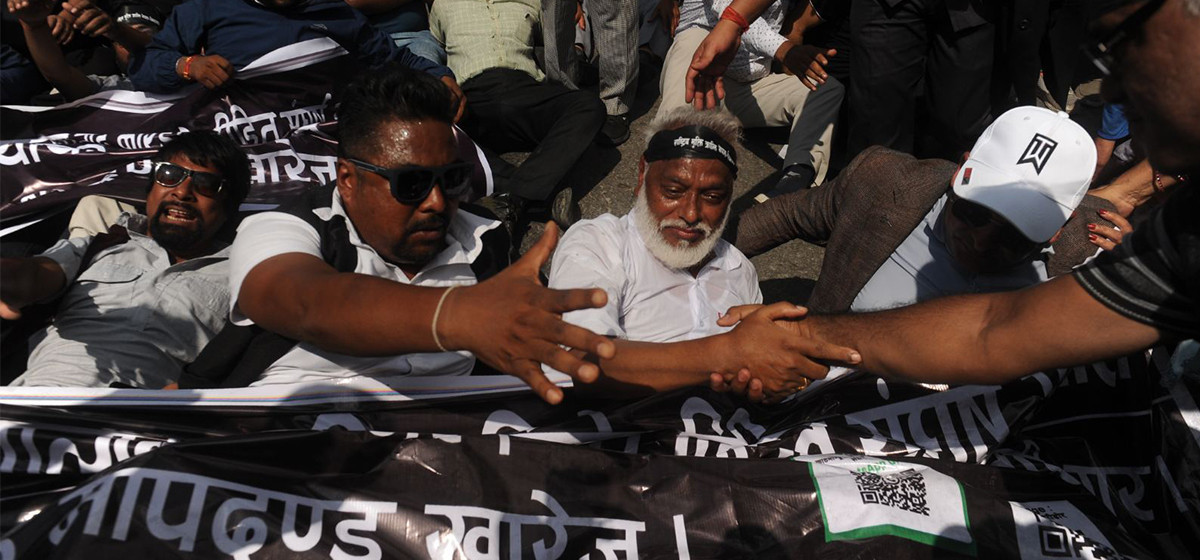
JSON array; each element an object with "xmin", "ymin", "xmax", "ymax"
[{"xmin": 644, "ymin": 125, "xmax": 738, "ymax": 177}]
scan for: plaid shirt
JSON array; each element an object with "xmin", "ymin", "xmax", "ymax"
[{"xmin": 430, "ymin": 0, "xmax": 544, "ymax": 84}]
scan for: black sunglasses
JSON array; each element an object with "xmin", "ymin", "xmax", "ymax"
[
  {"xmin": 152, "ymin": 161, "xmax": 225, "ymax": 198},
  {"xmin": 347, "ymin": 158, "xmax": 474, "ymax": 204},
  {"xmin": 1085, "ymin": 0, "xmax": 1166, "ymax": 76},
  {"xmin": 949, "ymin": 196, "xmax": 1041, "ymax": 252}
]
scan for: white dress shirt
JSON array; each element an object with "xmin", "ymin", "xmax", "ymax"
[
  {"xmin": 229, "ymin": 188, "xmax": 502, "ymax": 386},
  {"xmin": 549, "ymin": 212, "xmax": 762, "ymax": 343}
]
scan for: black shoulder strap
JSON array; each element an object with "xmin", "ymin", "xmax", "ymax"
[
  {"xmin": 181, "ymin": 184, "xmax": 355, "ymax": 389},
  {"xmin": 180, "ymin": 191, "xmax": 513, "ymax": 389}
]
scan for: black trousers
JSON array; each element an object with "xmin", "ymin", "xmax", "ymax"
[
  {"xmin": 848, "ymin": 0, "xmax": 995, "ymax": 161},
  {"xmin": 460, "ymin": 68, "xmax": 605, "ymax": 203}
]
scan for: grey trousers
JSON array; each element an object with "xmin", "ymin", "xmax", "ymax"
[{"xmin": 541, "ymin": 0, "xmax": 639, "ymax": 117}]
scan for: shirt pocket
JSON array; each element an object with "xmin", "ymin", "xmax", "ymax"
[{"xmin": 63, "ymin": 262, "xmax": 146, "ymax": 321}]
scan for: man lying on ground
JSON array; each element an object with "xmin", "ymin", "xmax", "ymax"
[
  {"xmin": 1, "ymin": 131, "xmax": 250, "ymax": 388},
  {"xmin": 227, "ymin": 65, "xmax": 613, "ymax": 404},
  {"xmin": 548, "ymin": 106, "xmax": 859, "ymax": 397},
  {"xmin": 733, "ymin": 106, "xmax": 1115, "ymax": 315}
]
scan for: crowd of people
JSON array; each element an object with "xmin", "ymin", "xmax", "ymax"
[{"xmin": 0, "ymin": 0, "xmax": 1196, "ymax": 403}]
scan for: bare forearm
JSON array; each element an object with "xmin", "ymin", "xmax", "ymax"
[
  {"xmin": 729, "ymin": 0, "xmax": 772, "ymax": 21},
  {"xmin": 108, "ymin": 22, "xmax": 152, "ymax": 50},
  {"xmin": 805, "ymin": 276, "xmax": 1163, "ymax": 385},
  {"xmin": 585, "ymin": 336, "xmax": 735, "ymax": 393},
  {"xmin": 0, "ymin": 257, "xmax": 67, "ymax": 306},
  {"xmin": 240, "ymin": 258, "xmax": 446, "ymax": 356},
  {"xmin": 1091, "ymin": 159, "xmax": 1174, "ymax": 218},
  {"xmin": 19, "ymin": 20, "xmax": 96, "ymax": 100}
]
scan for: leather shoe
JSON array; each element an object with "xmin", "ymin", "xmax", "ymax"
[
  {"xmin": 598, "ymin": 114, "xmax": 630, "ymax": 147},
  {"xmin": 550, "ymin": 187, "xmax": 581, "ymax": 231},
  {"xmin": 474, "ymin": 192, "xmax": 525, "ymax": 240}
]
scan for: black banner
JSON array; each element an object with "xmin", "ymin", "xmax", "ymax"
[
  {"xmin": 0, "ymin": 39, "xmax": 490, "ymax": 226},
  {"xmin": 2, "ymin": 347, "xmax": 1197, "ymax": 558}
]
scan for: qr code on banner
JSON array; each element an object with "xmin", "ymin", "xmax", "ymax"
[
  {"xmin": 1037, "ymin": 524, "xmax": 1122, "ymax": 559},
  {"xmin": 853, "ymin": 468, "xmax": 931, "ymax": 516}
]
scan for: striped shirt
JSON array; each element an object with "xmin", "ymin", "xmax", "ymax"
[{"xmin": 1075, "ymin": 184, "xmax": 1200, "ymax": 336}]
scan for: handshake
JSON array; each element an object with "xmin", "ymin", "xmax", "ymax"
[{"xmin": 707, "ymin": 302, "xmax": 861, "ymax": 403}]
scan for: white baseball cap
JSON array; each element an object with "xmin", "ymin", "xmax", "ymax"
[{"xmin": 951, "ymin": 106, "xmax": 1096, "ymax": 243}]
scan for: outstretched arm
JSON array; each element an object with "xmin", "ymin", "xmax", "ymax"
[
  {"xmin": 576, "ymin": 303, "xmax": 859, "ymax": 398},
  {"xmin": 685, "ymin": 0, "xmax": 774, "ymax": 108},
  {"xmin": 805, "ymin": 275, "xmax": 1162, "ymax": 384},
  {"xmin": 0, "ymin": 257, "xmax": 67, "ymax": 320},
  {"xmin": 714, "ymin": 274, "xmax": 1163, "ymax": 395},
  {"xmin": 8, "ymin": 0, "xmax": 98, "ymax": 100},
  {"xmin": 237, "ymin": 223, "xmax": 615, "ymax": 404}
]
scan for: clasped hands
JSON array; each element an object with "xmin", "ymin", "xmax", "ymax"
[{"xmin": 711, "ymin": 303, "xmax": 860, "ymax": 403}]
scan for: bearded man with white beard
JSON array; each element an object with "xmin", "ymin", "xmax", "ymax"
[{"xmin": 547, "ymin": 106, "xmax": 859, "ymax": 396}]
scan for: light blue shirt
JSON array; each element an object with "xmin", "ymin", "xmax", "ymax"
[
  {"xmin": 11, "ymin": 214, "xmax": 231, "ymax": 388},
  {"xmin": 850, "ymin": 195, "xmax": 1048, "ymax": 312}
]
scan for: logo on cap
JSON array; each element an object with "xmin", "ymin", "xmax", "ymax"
[{"xmin": 1016, "ymin": 133, "xmax": 1058, "ymax": 175}]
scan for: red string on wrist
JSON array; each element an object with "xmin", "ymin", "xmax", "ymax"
[
  {"xmin": 720, "ymin": 6, "xmax": 751, "ymax": 34},
  {"xmin": 182, "ymin": 56, "xmax": 195, "ymax": 81}
]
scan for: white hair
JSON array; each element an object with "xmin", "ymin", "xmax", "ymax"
[
  {"xmin": 1185, "ymin": 0, "xmax": 1200, "ymax": 16},
  {"xmin": 643, "ymin": 106, "xmax": 742, "ymax": 149}
]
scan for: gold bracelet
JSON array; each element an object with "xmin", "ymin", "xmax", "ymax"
[{"xmin": 431, "ymin": 285, "xmax": 458, "ymax": 352}]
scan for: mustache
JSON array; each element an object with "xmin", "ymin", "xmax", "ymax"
[
  {"xmin": 408, "ymin": 214, "xmax": 448, "ymax": 233},
  {"xmin": 658, "ymin": 218, "xmax": 713, "ymax": 236},
  {"xmin": 154, "ymin": 201, "xmax": 200, "ymax": 221}
]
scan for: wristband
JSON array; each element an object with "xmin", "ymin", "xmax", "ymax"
[
  {"xmin": 431, "ymin": 285, "xmax": 458, "ymax": 352},
  {"xmin": 720, "ymin": 6, "xmax": 751, "ymax": 34},
  {"xmin": 182, "ymin": 56, "xmax": 195, "ymax": 81}
]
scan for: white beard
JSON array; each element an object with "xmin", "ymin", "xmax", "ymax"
[{"xmin": 632, "ymin": 186, "xmax": 728, "ymax": 270}]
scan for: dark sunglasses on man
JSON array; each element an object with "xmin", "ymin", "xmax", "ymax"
[
  {"xmin": 347, "ymin": 158, "xmax": 474, "ymax": 205},
  {"xmin": 152, "ymin": 161, "xmax": 225, "ymax": 198},
  {"xmin": 949, "ymin": 195, "xmax": 1046, "ymax": 259},
  {"xmin": 1085, "ymin": 0, "xmax": 1166, "ymax": 76}
]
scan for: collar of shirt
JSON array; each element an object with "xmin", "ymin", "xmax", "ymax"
[
  {"xmin": 622, "ymin": 211, "xmax": 743, "ymax": 276},
  {"xmin": 326, "ymin": 189, "xmax": 502, "ymax": 283}
]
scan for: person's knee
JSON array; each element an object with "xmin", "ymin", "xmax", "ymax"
[{"xmin": 565, "ymin": 92, "xmax": 606, "ymax": 130}]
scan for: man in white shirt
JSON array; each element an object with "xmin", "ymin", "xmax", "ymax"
[
  {"xmin": 548, "ymin": 106, "xmax": 858, "ymax": 396},
  {"xmin": 229, "ymin": 65, "xmax": 614, "ymax": 405}
]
